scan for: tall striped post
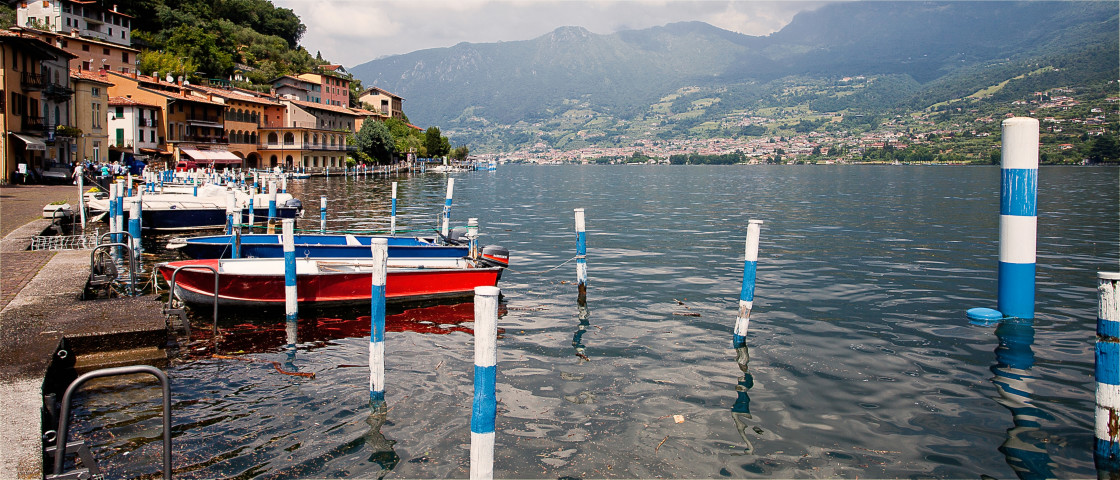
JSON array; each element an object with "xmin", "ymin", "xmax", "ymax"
[
  {"xmin": 281, "ymin": 174, "xmax": 287, "ymax": 194},
  {"xmin": 441, "ymin": 178, "xmax": 455, "ymax": 238},
  {"xmin": 1096, "ymin": 272, "xmax": 1120, "ymax": 474},
  {"xmin": 107, "ymin": 182, "xmax": 118, "ymax": 243},
  {"xmin": 115, "ymin": 181, "xmax": 125, "ymax": 248},
  {"xmin": 574, "ymin": 208, "xmax": 588, "ymax": 295},
  {"xmin": 471, "ymin": 285, "xmax": 500, "ymax": 480},
  {"xmin": 734, "ymin": 220, "xmax": 763, "ymax": 348},
  {"xmin": 282, "ymin": 219, "xmax": 298, "ymax": 322},
  {"xmin": 231, "ymin": 212, "xmax": 241, "ymax": 259},
  {"xmin": 128, "ymin": 198, "xmax": 141, "ymax": 265},
  {"xmin": 225, "ymin": 190, "xmax": 236, "ymax": 235},
  {"xmin": 268, "ymin": 181, "xmax": 278, "ymax": 220},
  {"xmin": 467, "ymin": 218, "xmax": 479, "ymax": 259},
  {"xmin": 369, "ymin": 238, "xmax": 389, "ymax": 411},
  {"xmin": 998, "ymin": 117, "xmax": 1039, "ymax": 320},
  {"xmin": 320, "ymin": 196, "xmax": 327, "ymax": 234},
  {"xmin": 126, "ymin": 172, "xmax": 132, "ymax": 197},
  {"xmin": 390, "ymin": 182, "xmax": 398, "ymax": 236},
  {"xmin": 247, "ymin": 198, "xmax": 255, "ymax": 233}
]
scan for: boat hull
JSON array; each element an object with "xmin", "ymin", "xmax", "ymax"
[
  {"xmin": 158, "ymin": 258, "xmax": 503, "ymax": 308},
  {"xmin": 145, "ymin": 207, "xmax": 299, "ymax": 231},
  {"xmin": 176, "ymin": 234, "xmax": 467, "ymax": 259}
]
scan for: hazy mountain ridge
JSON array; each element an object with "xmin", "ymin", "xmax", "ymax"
[{"xmin": 349, "ymin": 1, "xmax": 1118, "ymax": 151}]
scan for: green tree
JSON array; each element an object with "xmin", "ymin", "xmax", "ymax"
[
  {"xmin": 450, "ymin": 146, "xmax": 470, "ymax": 162},
  {"xmin": 424, "ymin": 127, "xmax": 450, "ymax": 158},
  {"xmin": 1088, "ymin": 135, "xmax": 1119, "ymax": 164},
  {"xmin": 165, "ymin": 25, "xmax": 234, "ymax": 77},
  {"xmin": 356, "ymin": 120, "xmax": 395, "ymax": 164}
]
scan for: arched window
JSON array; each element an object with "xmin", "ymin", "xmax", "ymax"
[
  {"xmin": 313, "ymin": 134, "xmax": 319, "ymax": 145},
  {"xmin": 284, "ymin": 132, "xmax": 295, "ymax": 145},
  {"xmin": 268, "ymin": 132, "xmax": 278, "ymax": 145}
]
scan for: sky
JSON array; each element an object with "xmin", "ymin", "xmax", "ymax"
[{"xmin": 273, "ymin": 0, "xmax": 831, "ymax": 68}]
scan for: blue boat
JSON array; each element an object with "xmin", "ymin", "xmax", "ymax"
[{"xmin": 169, "ymin": 233, "xmax": 475, "ymax": 261}]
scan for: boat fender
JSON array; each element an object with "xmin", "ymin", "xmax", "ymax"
[{"xmin": 479, "ymin": 245, "xmax": 510, "ymax": 268}]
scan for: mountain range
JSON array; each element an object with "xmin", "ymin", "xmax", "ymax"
[{"xmin": 349, "ymin": 1, "xmax": 1119, "ymax": 152}]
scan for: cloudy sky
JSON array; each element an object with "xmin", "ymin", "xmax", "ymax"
[{"xmin": 273, "ymin": 0, "xmax": 831, "ymax": 68}]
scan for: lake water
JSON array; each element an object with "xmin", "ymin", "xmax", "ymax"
[{"xmin": 68, "ymin": 165, "xmax": 1118, "ymax": 478}]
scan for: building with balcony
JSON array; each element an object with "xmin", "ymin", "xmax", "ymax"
[
  {"xmin": 296, "ymin": 70, "xmax": 350, "ymax": 107},
  {"xmin": 358, "ymin": 86, "xmax": 404, "ymax": 120},
  {"xmin": 17, "ymin": 0, "xmax": 133, "ymax": 47},
  {"xmin": 70, "ymin": 68, "xmax": 112, "ymax": 164},
  {"xmin": 12, "ymin": 26, "xmax": 139, "ymax": 74},
  {"xmin": 1, "ymin": 30, "xmax": 76, "ymax": 184},
  {"xmin": 107, "ymin": 95, "xmax": 160, "ymax": 159}
]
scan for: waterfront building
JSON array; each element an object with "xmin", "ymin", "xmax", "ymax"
[
  {"xmin": 106, "ymin": 94, "xmax": 160, "ymax": 160},
  {"xmin": 296, "ymin": 70, "xmax": 350, "ymax": 107},
  {"xmin": 0, "ymin": 30, "xmax": 76, "ymax": 184},
  {"xmin": 272, "ymin": 75, "xmax": 318, "ymax": 103},
  {"xmin": 187, "ymin": 82, "xmax": 283, "ymax": 169},
  {"xmin": 10, "ymin": 26, "xmax": 139, "ymax": 74},
  {"xmin": 358, "ymin": 86, "xmax": 404, "ymax": 120},
  {"xmin": 69, "ymin": 68, "xmax": 112, "ymax": 165},
  {"xmin": 105, "ymin": 71, "xmax": 231, "ymax": 169},
  {"xmin": 16, "ymin": 0, "xmax": 132, "ymax": 47},
  {"xmin": 263, "ymin": 98, "xmax": 357, "ymax": 170}
]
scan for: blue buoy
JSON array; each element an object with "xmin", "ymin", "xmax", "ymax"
[{"xmin": 968, "ymin": 307, "xmax": 1003, "ymax": 326}]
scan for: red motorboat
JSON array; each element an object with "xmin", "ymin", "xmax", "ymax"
[{"xmin": 157, "ymin": 251, "xmax": 508, "ymax": 309}]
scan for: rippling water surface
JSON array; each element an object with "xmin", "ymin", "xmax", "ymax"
[{"xmin": 70, "ymin": 165, "xmax": 1117, "ymax": 478}]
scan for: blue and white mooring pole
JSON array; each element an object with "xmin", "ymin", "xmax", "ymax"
[
  {"xmin": 247, "ymin": 197, "xmax": 255, "ymax": 232},
  {"xmin": 268, "ymin": 181, "xmax": 278, "ymax": 221},
  {"xmin": 282, "ymin": 219, "xmax": 298, "ymax": 322},
  {"xmin": 998, "ymin": 117, "xmax": 1039, "ymax": 320},
  {"xmin": 441, "ymin": 178, "xmax": 455, "ymax": 238},
  {"xmin": 968, "ymin": 117, "xmax": 1039, "ymax": 326},
  {"xmin": 734, "ymin": 219, "xmax": 763, "ymax": 348},
  {"xmin": 107, "ymin": 183, "xmax": 118, "ymax": 244},
  {"xmin": 1096, "ymin": 272, "xmax": 1120, "ymax": 473},
  {"xmin": 574, "ymin": 208, "xmax": 588, "ymax": 293},
  {"xmin": 369, "ymin": 238, "xmax": 389, "ymax": 411},
  {"xmin": 115, "ymin": 180, "xmax": 125, "ymax": 247},
  {"xmin": 471, "ymin": 285, "xmax": 500, "ymax": 480},
  {"xmin": 390, "ymin": 182, "xmax": 398, "ymax": 236},
  {"xmin": 320, "ymin": 196, "xmax": 327, "ymax": 234},
  {"xmin": 128, "ymin": 198, "xmax": 142, "ymax": 265}
]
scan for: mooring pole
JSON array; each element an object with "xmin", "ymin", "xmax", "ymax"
[
  {"xmin": 320, "ymin": 195, "xmax": 327, "ymax": 234},
  {"xmin": 282, "ymin": 219, "xmax": 297, "ymax": 322},
  {"xmin": 268, "ymin": 181, "xmax": 278, "ymax": 221},
  {"xmin": 247, "ymin": 197, "xmax": 255, "ymax": 233},
  {"xmin": 441, "ymin": 178, "xmax": 455, "ymax": 238},
  {"xmin": 128, "ymin": 198, "xmax": 142, "ymax": 266},
  {"xmin": 1096, "ymin": 272, "xmax": 1120, "ymax": 474},
  {"xmin": 115, "ymin": 180, "xmax": 125, "ymax": 248},
  {"xmin": 734, "ymin": 219, "xmax": 763, "ymax": 348},
  {"xmin": 76, "ymin": 165, "xmax": 86, "ymax": 230},
  {"xmin": 225, "ymin": 190, "xmax": 236, "ymax": 235},
  {"xmin": 390, "ymin": 182, "xmax": 398, "ymax": 236},
  {"xmin": 574, "ymin": 208, "xmax": 588, "ymax": 296},
  {"xmin": 471, "ymin": 285, "xmax": 500, "ymax": 480},
  {"xmin": 369, "ymin": 238, "xmax": 388, "ymax": 412},
  {"xmin": 998, "ymin": 117, "xmax": 1039, "ymax": 320}
]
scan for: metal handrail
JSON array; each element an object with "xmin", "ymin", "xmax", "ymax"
[
  {"xmin": 165, "ymin": 265, "xmax": 220, "ymax": 343},
  {"xmin": 99, "ymin": 230, "xmax": 138, "ymax": 264},
  {"xmin": 89, "ymin": 243, "xmax": 137, "ymax": 296},
  {"xmin": 48, "ymin": 365, "xmax": 171, "ymax": 479}
]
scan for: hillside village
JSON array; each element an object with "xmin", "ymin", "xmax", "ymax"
[{"xmin": 0, "ymin": 0, "xmax": 413, "ymax": 185}]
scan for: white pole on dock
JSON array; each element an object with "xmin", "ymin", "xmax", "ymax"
[
  {"xmin": 471, "ymin": 285, "xmax": 500, "ymax": 480},
  {"xmin": 107, "ymin": 182, "xmax": 118, "ymax": 243},
  {"xmin": 369, "ymin": 238, "xmax": 388, "ymax": 411},
  {"xmin": 282, "ymin": 219, "xmax": 298, "ymax": 322},
  {"xmin": 281, "ymin": 174, "xmax": 288, "ymax": 194},
  {"xmin": 126, "ymin": 172, "xmax": 132, "ymax": 197},
  {"xmin": 734, "ymin": 220, "xmax": 763, "ymax": 348},
  {"xmin": 390, "ymin": 182, "xmax": 398, "ymax": 236},
  {"xmin": 441, "ymin": 178, "xmax": 455, "ymax": 238},
  {"xmin": 225, "ymin": 190, "xmax": 236, "ymax": 235},
  {"xmin": 320, "ymin": 196, "xmax": 327, "ymax": 234},
  {"xmin": 574, "ymin": 208, "xmax": 588, "ymax": 294},
  {"xmin": 247, "ymin": 198, "xmax": 255, "ymax": 233},
  {"xmin": 115, "ymin": 180, "xmax": 125, "ymax": 247},
  {"xmin": 76, "ymin": 166, "xmax": 86, "ymax": 229},
  {"xmin": 1096, "ymin": 272, "xmax": 1120, "ymax": 473},
  {"xmin": 998, "ymin": 117, "xmax": 1039, "ymax": 320}
]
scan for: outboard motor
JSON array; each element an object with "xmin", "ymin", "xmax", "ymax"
[
  {"xmin": 479, "ymin": 245, "xmax": 509, "ymax": 268},
  {"xmin": 284, "ymin": 198, "xmax": 303, "ymax": 217},
  {"xmin": 447, "ymin": 227, "xmax": 468, "ymax": 245}
]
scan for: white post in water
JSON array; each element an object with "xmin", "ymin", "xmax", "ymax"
[
  {"xmin": 320, "ymin": 196, "xmax": 327, "ymax": 234},
  {"xmin": 574, "ymin": 208, "xmax": 588, "ymax": 294},
  {"xmin": 282, "ymin": 219, "xmax": 298, "ymax": 322},
  {"xmin": 998, "ymin": 117, "xmax": 1039, "ymax": 320},
  {"xmin": 115, "ymin": 181, "xmax": 125, "ymax": 247},
  {"xmin": 369, "ymin": 238, "xmax": 388, "ymax": 411},
  {"xmin": 128, "ymin": 198, "xmax": 142, "ymax": 265},
  {"xmin": 471, "ymin": 285, "xmax": 500, "ymax": 480},
  {"xmin": 733, "ymin": 220, "xmax": 763, "ymax": 348},
  {"xmin": 268, "ymin": 181, "xmax": 278, "ymax": 220},
  {"xmin": 107, "ymin": 182, "xmax": 118, "ymax": 243},
  {"xmin": 390, "ymin": 182, "xmax": 398, "ymax": 235},
  {"xmin": 441, "ymin": 178, "xmax": 455, "ymax": 238},
  {"xmin": 1096, "ymin": 272, "xmax": 1120, "ymax": 473}
]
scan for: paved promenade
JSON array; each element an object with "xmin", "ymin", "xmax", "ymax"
[{"xmin": 0, "ymin": 184, "xmax": 81, "ymax": 310}]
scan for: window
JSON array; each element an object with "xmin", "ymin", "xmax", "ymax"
[
  {"xmin": 91, "ymin": 103, "xmax": 101, "ymax": 128},
  {"xmin": 81, "ymin": 44, "xmax": 89, "ymax": 51},
  {"xmin": 103, "ymin": 48, "xmax": 109, "ymax": 55},
  {"xmin": 90, "ymin": 87, "xmax": 99, "ymax": 98},
  {"xmin": 114, "ymin": 106, "xmax": 123, "ymax": 118},
  {"xmin": 150, "ymin": 130, "xmax": 155, "ymax": 143},
  {"xmin": 121, "ymin": 52, "xmax": 128, "ymax": 63},
  {"xmin": 92, "ymin": 141, "xmax": 100, "ymax": 162},
  {"xmin": 115, "ymin": 128, "xmax": 124, "ymax": 146}
]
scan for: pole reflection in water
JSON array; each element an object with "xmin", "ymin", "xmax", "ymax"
[
  {"xmin": 573, "ymin": 291, "xmax": 591, "ymax": 362},
  {"xmin": 732, "ymin": 343, "xmax": 763, "ymax": 453},
  {"xmin": 990, "ymin": 319, "xmax": 1058, "ymax": 479},
  {"xmin": 285, "ymin": 317, "xmax": 299, "ymax": 374},
  {"xmin": 364, "ymin": 401, "xmax": 400, "ymax": 476}
]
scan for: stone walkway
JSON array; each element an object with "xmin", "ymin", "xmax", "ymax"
[{"xmin": 0, "ymin": 184, "xmax": 83, "ymax": 310}]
